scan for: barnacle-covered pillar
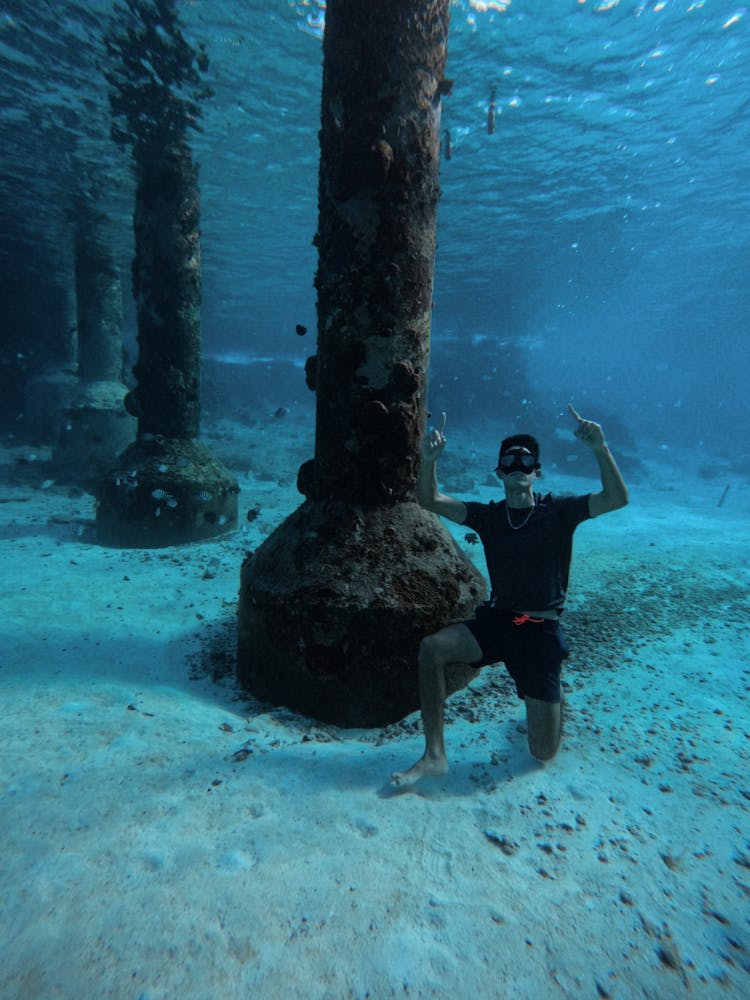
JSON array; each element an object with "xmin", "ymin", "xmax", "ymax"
[
  {"xmin": 237, "ymin": 0, "xmax": 484, "ymax": 726},
  {"xmin": 54, "ymin": 201, "xmax": 136, "ymax": 486},
  {"xmin": 96, "ymin": 0, "xmax": 237, "ymax": 546}
]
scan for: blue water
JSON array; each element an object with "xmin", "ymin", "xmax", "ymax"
[
  {"xmin": 0, "ymin": 0, "xmax": 748, "ymax": 456},
  {"xmin": 1, "ymin": 7, "xmax": 750, "ymax": 996}
]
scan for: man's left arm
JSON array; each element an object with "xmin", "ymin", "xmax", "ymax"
[{"xmin": 568, "ymin": 404, "xmax": 629, "ymax": 518}]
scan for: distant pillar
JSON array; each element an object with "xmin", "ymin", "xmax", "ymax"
[
  {"xmin": 60, "ymin": 281, "xmax": 79, "ymax": 373},
  {"xmin": 76, "ymin": 216, "xmax": 123, "ymax": 384},
  {"xmin": 96, "ymin": 0, "xmax": 237, "ymax": 546},
  {"xmin": 54, "ymin": 206, "xmax": 136, "ymax": 486},
  {"xmin": 23, "ymin": 278, "xmax": 78, "ymax": 443},
  {"xmin": 127, "ymin": 145, "xmax": 202, "ymax": 440},
  {"xmin": 96, "ymin": 143, "xmax": 238, "ymax": 546},
  {"xmin": 237, "ymin": 0, "xmax": 484, "ymax": 726}
]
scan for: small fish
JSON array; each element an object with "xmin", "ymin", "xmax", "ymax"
[
  {"xmin": 295, "ymin": 323, "xmax": 307, "ymax": 336},
  {"xmin": 273, "ymin": 406, "xmax": 289, "ymax": 418},
  {"xmin": 151, "ymin": 488, "xmax": 169, "ymax": 500},
  {"xmin": 196, "ymin": 490, "xmax": 213, "ymax": 502}
]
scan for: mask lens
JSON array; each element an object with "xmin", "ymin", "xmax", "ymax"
[{"xmin": 497, "ymin": 451, "xmax": 536, "ymax": 473}]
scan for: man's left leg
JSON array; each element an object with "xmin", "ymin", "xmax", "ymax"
[
  {"xmin": 515, "ymin": 618, "xmax": 568, "ymax": 762},
  {"xmin": 525, "ymin": 697, "xmax": 561, "ymax": 761}
]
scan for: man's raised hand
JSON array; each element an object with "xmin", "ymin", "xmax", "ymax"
[
  {"xmin": 423, "ymin": 411, "xmax": 447, "ymax": 462},
  {"xmin": 568, "ymin": 403, "xmax": 605, "ymax": 450}
]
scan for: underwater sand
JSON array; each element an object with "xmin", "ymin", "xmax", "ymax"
[{"xmin": 1, "ymin": 417, "xmax": 749, "ymax": 1000}]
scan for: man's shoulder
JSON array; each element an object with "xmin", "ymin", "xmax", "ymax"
[
  {"xmin": 463, "ymin": 498, "xmax": 502, "ymax": 526},
  {"xmin": 464, "ymin": 498, "xmax": 503, "ymax": 514},
  {"xmin": 540, "ymin": 490, "xmax": 589, "ymax": 502},
  {"xmin": 541, "ymin": 491, "xmax": 591, "ymax": 522}
]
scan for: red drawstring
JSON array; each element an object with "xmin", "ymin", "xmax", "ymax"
[{"xmin": 512, "ymin": 614, "xmax": 545, "ymax": 625}]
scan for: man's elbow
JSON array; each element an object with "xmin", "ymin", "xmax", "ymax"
[
  {"xmin": 590, "ymin": 489, "xmax": 629, "ymax": 517},
  {"xmin": 417, "ymin": 493, "xmax": 439, "ymax": 514},
  {"xmin": 612, "ymin": 488, "xmax": 629, "ymax": 510}
]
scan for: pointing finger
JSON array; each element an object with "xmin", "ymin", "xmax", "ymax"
[
  {"xmin": 567, "ymin": 403, "xmax": 582, "ymax": 423},
  {"xmin": 438, "ymin": 411, "xmax": 447, "ymax": 435}
]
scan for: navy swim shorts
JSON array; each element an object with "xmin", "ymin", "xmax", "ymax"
[{"xmin": 462, "ymin": 604, "xmax": 569, "ymax": 703}]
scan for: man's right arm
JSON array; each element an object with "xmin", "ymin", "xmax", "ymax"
[{"xmin": 418, "ymin": 412, "xmax": 467, "ymax": 525}]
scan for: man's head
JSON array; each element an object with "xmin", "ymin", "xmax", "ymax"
[{"xmin": 495, "ymin": 434, "xmax": 541, "ymax": 477}]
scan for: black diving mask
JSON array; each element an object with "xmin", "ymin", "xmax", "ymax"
[{"xmin": 496, "ymin": 451, "xmax": 537, "ymax": 475}]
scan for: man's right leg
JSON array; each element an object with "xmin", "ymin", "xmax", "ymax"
[{"xmin": 390, "ymin": 623, "xmax": 483, "ymax": 787}]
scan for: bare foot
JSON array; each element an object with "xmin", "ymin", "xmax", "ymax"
[{"xmin": 390, "ymin": 752, "xmax": 449, "ymax": 787}]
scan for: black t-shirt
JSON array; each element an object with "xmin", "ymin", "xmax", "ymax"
[{"xmin": 463, "ymin": 492, "xmax": 591, "ymax": 612}]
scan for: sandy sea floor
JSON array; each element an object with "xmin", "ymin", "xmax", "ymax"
[{"xmin": 1, "ymin": 414, "xmax": 749, "ymax": 1000}]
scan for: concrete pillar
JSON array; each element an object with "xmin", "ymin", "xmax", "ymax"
[
  {"xmin": 237, "ymin": 0, "xmax": 484, "ymax": 726},
  {"xmin": 54, "ymin": 206, "xmax": 136, "ymax": 486},
  {"xmin": 23, "ymin": 278, "xmax": 78, "ymax": 443},
  {"xmin": 96, "ymin": 3, "xmax": 237, "ymax": 547}
]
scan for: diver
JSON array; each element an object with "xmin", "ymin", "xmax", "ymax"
[{"xmin": 391, "ymin": 404, "xmax": 629, "ymax": 787}]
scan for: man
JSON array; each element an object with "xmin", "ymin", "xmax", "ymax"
[{"xmin": 391, "ymin": 403, "xmax": 628, "ymax": 787}]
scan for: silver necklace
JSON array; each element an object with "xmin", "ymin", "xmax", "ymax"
[{"xmin": 506, "ymin": 498, "xmax": 535, "ymax": 530}]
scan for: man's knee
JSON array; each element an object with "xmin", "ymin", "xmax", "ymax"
[
  {"xmin": 420, "ymin": 624, "xmax": 482, "ymax": 668},
  {"xmin": 418, "ymin": 632, "xmax": 445, "ymax": 668},
  {"xmin": 525, "ymin": 698, "xmax": 561, "ymax": 761},
  {"xmin": 528, "ymin": 732, "xmax": 559, "ymax": 762}
]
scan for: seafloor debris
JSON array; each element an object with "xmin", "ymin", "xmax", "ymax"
[{"xmin": 483, "ymin": 830, "xmax": 519, "ymax": 855}]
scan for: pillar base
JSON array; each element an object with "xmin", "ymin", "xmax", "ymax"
[
  {"xmin": 54, "ymin": 380, "xmax": 137, "ymax": 488},
  {"xmin": 237, "ymin": 500, "xmax": 486, "ymax": 727},
  {"xmin": 96, "ymin": 436, "xmax": 239, "ymax": 548}
]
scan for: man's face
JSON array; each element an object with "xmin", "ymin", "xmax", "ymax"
[{"xmin": 495, "ymin": 446, "xmax": 537, "ymax": 482}]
